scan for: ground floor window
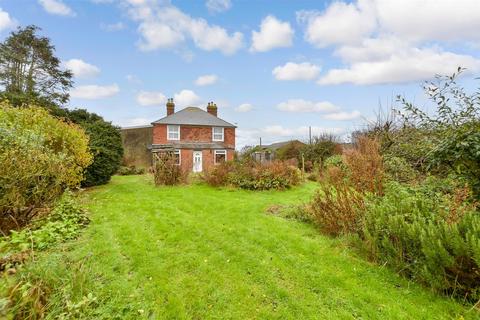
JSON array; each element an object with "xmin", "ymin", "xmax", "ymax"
[
  {"xmin": 214, "ymin": 150, "xmax": 226, "ymax": 164},
  {"xmin": 173, "ymin": 150, "xmax": 181, "ymax": 165}
]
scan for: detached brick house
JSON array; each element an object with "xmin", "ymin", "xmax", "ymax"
[{"xmin": 151, "ymin": 99, "xmax": 236, "ymax": 172}]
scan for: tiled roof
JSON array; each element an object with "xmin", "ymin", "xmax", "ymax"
[{"xmin": 152, "ymin": 107, "xmax": 236, "ymax": 128}]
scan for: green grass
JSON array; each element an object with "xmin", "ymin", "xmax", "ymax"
[{"xmin": 11, "ymin": 175, "xmax": 478, "ymax": 319}]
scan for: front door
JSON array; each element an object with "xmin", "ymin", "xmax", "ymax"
[{"xmin": 193, "ymin": 151, "xmax": 202, "ymax": 173}]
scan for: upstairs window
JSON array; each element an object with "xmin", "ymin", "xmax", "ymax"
[
  {"xmin": 212, "ymin": 127, "xmax": 224, "ymax": 141},
  {"xmin": 214, "ymin": 150, "xmax": 226, "ymax": 164},
  {"xmin": 167, "ymin": 125, "xmax": 180, "ymax": 140}
]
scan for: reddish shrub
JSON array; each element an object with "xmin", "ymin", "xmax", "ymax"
[{"xmin": 308, "ymin": 137, "xmax": 383, "ymax": 235}]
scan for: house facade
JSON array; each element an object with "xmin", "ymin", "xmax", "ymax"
[{"xmin": 151, "ymin": 99, "xmax": 236, "ymax": 173}]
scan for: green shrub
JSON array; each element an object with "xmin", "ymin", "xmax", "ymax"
[
  {"xmin": 50, "ymin": 108, "xmax": 124, "ymax": 187},
  {"xmin": 203, "ymin": 160, "xmax": 302, "ymax": 190},
  {"xmin": 0, "ymin": 104, "xmax": 92, "ymax": 232},
  {"xmin": 117, "ymin": 165, "xmax": 146, "ymax": 176},
  {"xmin": 302, "ymin": 134, "xmax": 340, "ymax": 167},
  {"xmin": 323, "ymin": 155, "xmax": 344, "ymax": 169},
  {"xmin": 363, "ymin": 181, "xmax": 480, "ymax": 301},
  {"xmin": 0, "ymin": 191, "xmax": 89, "ymax": 253},
  {"xmin": 383, "ymin": 155, "xmax": 419, "ymax": 183}
]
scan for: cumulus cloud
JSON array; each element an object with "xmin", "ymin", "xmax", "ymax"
[
  {"xmin": 195, "ymin": 74, "xmax": 218, "ymax": 86},
  {"xmin": 174, "ymin": 89, "xmax": 201, "ymax": 107},
  {"xmin": 38, "ymin": 0, "xmax": 75, "ymax": 16},
  {"xmin": 63, "ymin": 59, "xmax": 100, "ymax": 78},
  {"xmin": 0, "ymin": 8, "xmax": 15, "ymax": 31},
  {"xmin": 206, "ymin": 0, "xmax": 231, "ymax": 13},
  {"xmin": 319, "ymin": 42, "xmax": 480, "ymax": 85},
  {"xmin": 277, "ymin": 99, "xmax": 340, "ymax": 113},
  {"xmin": 126, "ymin": 2, "xmax": 243, "ymax": 55},
  {"xmin": 137, "ymin": 91, "xmax": 166, "ymax": 106},
  {"xmin": 250, "ymin": 15, "xmax": 294, "ymax": 52},
  {"xmin": 323, "ymin": 110, "xmax": 362, "ymax": 121},
  {"xmin": 71, "ymin": 84, "xmax": 119, "ymax": 99},
  {"xmin": 273, "ymin": 62, "xmax": 320, "ymax": 81},
  {"xmin": 235, "ymin": 103, "xmax": 253, "ymax": 112},
  {"xmin": 296, "ymin": 1, "xmax": 376, "ymax": 48},
  {"xmin": 298, "ymin": 0, "xmax": 480, "ymax": 85}
]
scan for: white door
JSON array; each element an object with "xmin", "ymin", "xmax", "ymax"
[{"xmin": 193, "ymin": 151, "xmax": 202, "ymax": 173}]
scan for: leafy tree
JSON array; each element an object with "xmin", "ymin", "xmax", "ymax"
[
  {"xmin": 0, "ymin": 25, "xmax": 73, "ymax": 106},
  {"xmin": 302, "ymin": 134, "xmax": 339, "ymax": 166},
  {"xmin": 397, "ymin": 67, "xmax": 480, "ymax": 196},
  {"xmin": 50, "ymin": 108, "xmax": 124, "ymax": 187}
]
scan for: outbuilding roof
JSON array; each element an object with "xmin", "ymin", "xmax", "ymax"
[{"xmin": 152, "ymin": 107, "xmax": 236, "ymax": 127}]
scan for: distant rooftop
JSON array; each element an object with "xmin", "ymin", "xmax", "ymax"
[
  {"xmin": 262, "ymin": 140, "xmax": 305, "ymax": 150},
  {"xmin": 152, "ymin": 107, "xmax": 236, "ymax": 127}
]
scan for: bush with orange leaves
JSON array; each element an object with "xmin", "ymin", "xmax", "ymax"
[{"xmin": 308, "ymin": 137, "xmax": 383, "ymax": 236}]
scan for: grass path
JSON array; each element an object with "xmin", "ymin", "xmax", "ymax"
[{"xmin": 26, "ymin": 175, "xmax": 476, "ymax": 319}]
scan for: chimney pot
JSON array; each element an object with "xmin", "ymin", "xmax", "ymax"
[{"xmin": 207, "ymin": 100, "xmax": 218, "ymax": 117}]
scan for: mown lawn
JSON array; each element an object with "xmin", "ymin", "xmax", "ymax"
[{"xmin": 17, "ymin": 175, "xmax": 477, "ymax": 319}]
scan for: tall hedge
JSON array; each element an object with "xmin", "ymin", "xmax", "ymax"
[{"xmin": 51, "ymin": 108, "xmax": 123, "ymax": 187}]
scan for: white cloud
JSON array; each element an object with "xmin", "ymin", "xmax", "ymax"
[
  {"xmin": 206, "ymin": 0, "xmax": 231, "ymax": 13},
  {"xmin": 235, "ymin": 103, "xmax": 253, "ymax": 112},
  {"xmin": 277, "ymin": 99, "xmax": 340, "ymax": 113},
  {"xmin": 250, "ymin": 15, "xmax": 294, "ymax": 52},
  {"xmin": 298, "ymin": 0, "xmax": 480, "ymax": 85},
  {"xmin": 38, "ymin": 0, "xmax": 75, "ymax": 17},
  {"xmin": 63, "ymin": 59, "xmax": 100, "ymax": 78},
  {"xmin": 323, "ymin": 111, "xmax": 362, "ymax": 121},
  {"xmin": 174, "ymin": 89, "xmax": 201, "ymax": 107},
  {"xmin": 71, "ymin": 84, "xmax": 119, "ymax": 99},
  {"xmin": 319, "ymin": 44, "xmax": 480, "ymax": 85},
  {"xmin": 297, "ymin": 1, "xmax": 376, "ymax": 48},
  {"xmin": 137, "ymin": 91, "xmax": 166, "ymax": 106},
  {"xmin": 101, "ymin": 22, "xmax": 125, "ymax": 32},
  {"xmin": 126, "ymin": 3, "xmax": 243, "ymax": 55},
  {"xmin": 0, "ymin": 8, "xmax": 15, "ymax": 31},
  {"xmin": 374, "ymin": 0, "xmax": 480, "ymax": 43},
  {"xmin": 195, "ymin": 74, "xmax": 218, "ymax": 86},
  {"xmin": 273, "ymin": 62, "xmax": 320, "ymax": 81}
]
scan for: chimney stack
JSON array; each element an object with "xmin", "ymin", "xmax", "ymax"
[
  {"xmin": 166, "ymin": 98, "xmax": 175, "ymax": 116},
  {"xmin": 207, "ymin": 101, "xmax": 217, "ymax": 117}
]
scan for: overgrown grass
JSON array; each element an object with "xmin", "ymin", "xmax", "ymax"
[{"xmin": 2, "ymin": 175, "xmax": 477, "ymax": 319}]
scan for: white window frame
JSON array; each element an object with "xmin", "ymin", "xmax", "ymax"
[
  {"xmin": 167, "ymin": 125, "xmax": 180, "ymax": 141},
  {"xmin": 173, "ymin": 150, "xmax": 181, "ymax": 165},
  {"xmin": 214, "ymin": 149, "xmax": 227, "ymax": 164},
  {"xmin": 212, "ymin": 127, "xmax": 224, "ymax": 142}
]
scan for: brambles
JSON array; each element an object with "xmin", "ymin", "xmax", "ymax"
[{"xmin": 153, "ymin": 153, "xmax": 186, "ymax": 186}]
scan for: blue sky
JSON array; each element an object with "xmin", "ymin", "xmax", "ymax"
[{"xmin": 1, "ymin": 0, "xmax": 479, "ymax": 147}]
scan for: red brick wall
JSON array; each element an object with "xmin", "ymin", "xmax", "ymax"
[
  {"xmin": 153, "ymin": 124, "xmax": 235, "ymax": 148},
  {"xmin": 153, "ymin": 124, "xmax": 236, "ymax": 172},
  {"xmin": 179, "ymin": 149, "xmax": 234, "ymax": 172}
]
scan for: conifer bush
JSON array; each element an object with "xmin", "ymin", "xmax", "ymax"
[{"xmin": 363, "ymin": 181, "xmax": 480, "ymax": 301}]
